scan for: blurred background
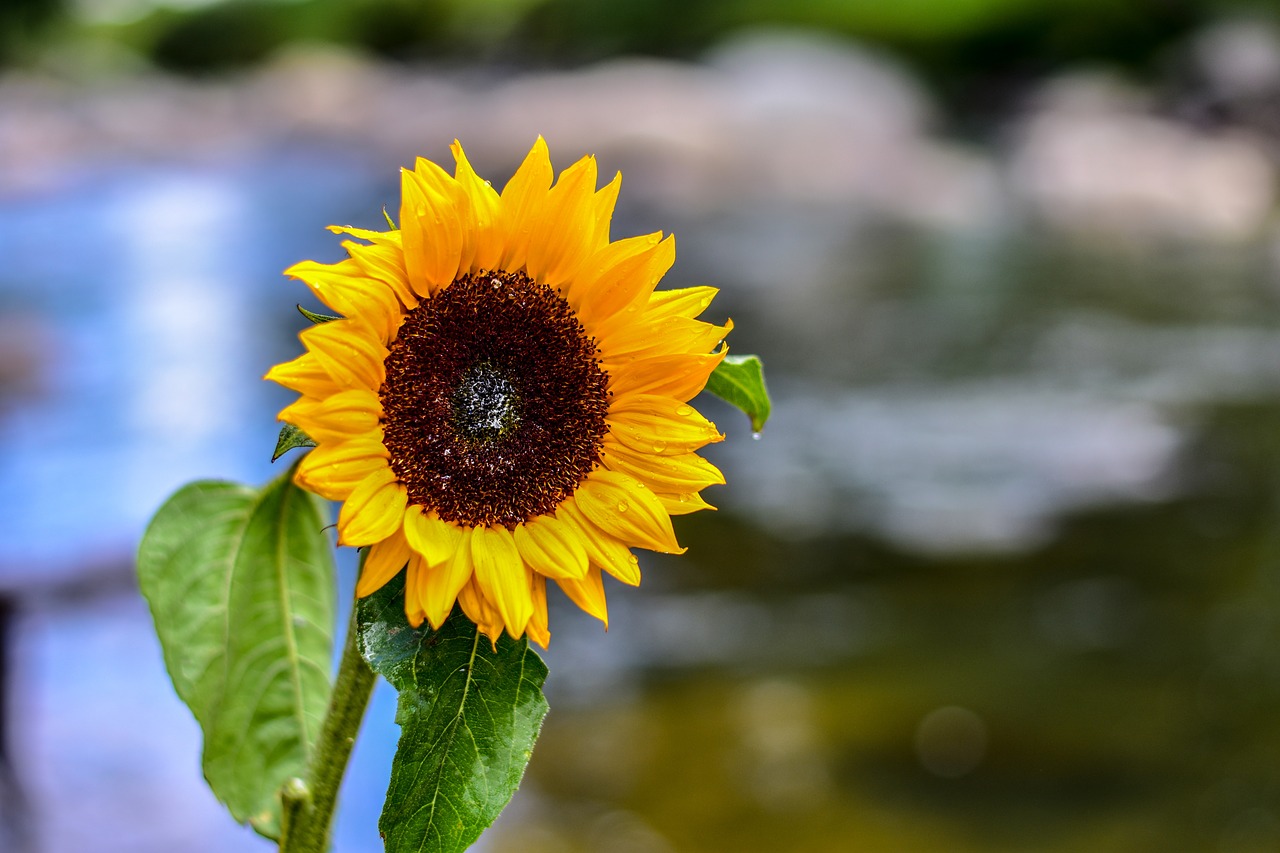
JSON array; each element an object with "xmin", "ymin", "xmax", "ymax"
[{"xmin": 5, "ymin": 0, "xmax": 1280, "ymax": 850}]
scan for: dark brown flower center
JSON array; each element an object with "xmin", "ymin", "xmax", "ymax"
[{"xmin": 380, "ymin": 270, "xmax": 610, "ymax": 528}]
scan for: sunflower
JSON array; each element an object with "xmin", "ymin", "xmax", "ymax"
[{"xmin": 266, "ymin": 138, "xmax": 729, "ymax": 646}]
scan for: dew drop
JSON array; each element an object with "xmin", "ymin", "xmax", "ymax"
[
  {"xmin": 676, "ymin": 405, "xmax": 692, "ymax": 416},
  {"xmin": 616, "ymin": 501, "xmax": 628, "ymax": 512},
  {"xmin": 416, "ymin": 205, "xmax": 427, "ymax": 217},
  {"xmin": 752, "ymin": 432, "xmax": 762, "ymax": 441},
  {"xmin": 652, "ymin": 440, "xmax": 667, "ymax": 452}
]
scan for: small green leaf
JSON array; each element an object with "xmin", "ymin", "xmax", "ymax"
[
  {"xmin": 382, "ymin": 206, "xmax": 397, "ymax": 229},
  {"xmin": 137, "ymin": 469, "xmax": 335, "ymax": 839},
  {"xmin": 357, "ymin": 575, "xmax": 549, "ymax": 853},
  {"xmin": 273, "ymin": 422, "xmax": 317, "ymax": 461},
  {"xmin": 297, "ymin": 304, "xmax": 341, "ymax": 324},
  {"xmin": 704, "ymin": 353, "xmax": 772, "ymax": 432}
]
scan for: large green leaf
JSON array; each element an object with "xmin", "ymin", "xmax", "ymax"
[
  {"xmin": 704, "ymin": 353, "xmax": 772, "ymax": 432},
  {"xmin": 357, "ymin": 574, "xmax": 549, "ymax": 853},
  {"xmin": 137, "ymin": 470, "xmax": 335, "ymax": 838}
]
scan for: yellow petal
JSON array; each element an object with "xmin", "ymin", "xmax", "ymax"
[
  {"xmin": 470, "ymin": 525, "xmax": 533, "ymax": 638},
  {"xmin": 526, "ymin": 154, "xmax": 598, "ymax": 287},
  {"xmin": 527, "ymin": 576, "xmax": 550, "ymax": 648},
  {"xmin": 295, "ymin": 437, "xmax": 389, "ymax": 501},
  {"xmin": 420, "ymin": 528, "xmax": 473, "ymax": 630},
  {"xmin": 415, "ymin": 155, "xmax": 476, "ymax": 279},
  {"xmin": 578, "ymin": 234, "xmax": 675, "ymax": 329},
  {"xmin": 591, "ymin": 171, "xmax": 621, "ymax": 250},
  {"xmin": 285, "ymin": 258, "xmax": 401, "ymax": 344},
  {"xmin": 601, "ymin": 316, "xmax": 733, "ymax": 367},
  {"xmin": 452, "ymin": 140, "xmax": 504, "ymax": 272},
  {"xmin": 279, "ymin": 388, "xmax": 381, "ymax": 442},
  {"xmin": 403, "ymin": 506, "xmax": 465, "ymax": 566},
  {"xmin": 299, "ymin": 318, "xmax": 387, "ymax": 391},
  {"xmin": 326, "ymin": 224, "xmax": 392, "ymax": 242},
  {"xmin": 558, "ymin": 499, "xmax": 641, "ymax": 586},
  {"xmin": 498, "ymin": 136, "xmax": 553, "ymax": 272},
  {"xmin": 344, "ymin": 235, "xmax": 417, "ymax": 311},
  {"xmin": 563, "ymin": 231, "xmax": 660, "ymax": 314},
  {"xmin": 574, "ymin": 470, "xmax": 683, "ymax": 554},
  {"xmin": 606, "ymin": 345, "xmax": 726, "ymax": 401},
  {"xmin": 556, "ymin": 568, "xmax": 608, "ymax": 628},
  {"xmin": 458, "ymin": 577, "xmax": 505, "ymax": 646},
  {"xmin": 337, "ymin": 467, "xmax": 407, "ymax": 547},
  {"xmin": 606, "ymin": 395, "xmax": 723, "ymax": 456},
  {"xmin": 265, "ymin": 354, "xmax": 341, "ymax": 399},
  {"xmin": 403, "ymin": 556, "xmax": 427, "ymax": 627},
  {"xmin": 357, "ymin": 527, "xmax": 411, "ymax": 597},
  {"xmin": 659, "ymin": 491, "xmax": 716, "ymax": 515},
  {"xmin": 513, "ymin": 514, "xmax": 589, "ymax": 580},
  {"xmin": 399, "ymin": 168, "xmax": 464, "ymax": 296},
  {"xmin": 600, "ymin": 438, "xmax": 725, "ymax": 493},
  {"xmin": 646, "ymin": 285, "xmax": 719, "ymax": 320}
]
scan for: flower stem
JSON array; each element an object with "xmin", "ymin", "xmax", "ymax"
[{"xmin": 280, "ymin": 599, "xmax": 376, "ymax": 853}]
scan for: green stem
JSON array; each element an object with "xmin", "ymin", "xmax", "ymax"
[{"xmin": 280, "ymin": 599, "xmax": 376, "ymax": 853}]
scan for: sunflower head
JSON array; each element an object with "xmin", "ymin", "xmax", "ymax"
[{"xmin": 266, "ymin": 138, "xmax": 730, "ymax": 646}]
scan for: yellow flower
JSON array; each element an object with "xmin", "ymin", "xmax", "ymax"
[{"xmin": 267, "ymin": 138, "xmax": 729, "ymax": 646}]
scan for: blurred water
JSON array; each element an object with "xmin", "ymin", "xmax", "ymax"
[{"xmin": 5, "ymin": 136, "xmax": 1280, "ymax": 853}]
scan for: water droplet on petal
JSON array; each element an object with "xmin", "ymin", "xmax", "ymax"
[
  {"xmin": 652, "ymin": 440, "xmax": 667, "ymax": 452},
  {"xmin": 416, "ymin": 205, "xmax": 427, "ymax": 217},
  {"xmin": 676, "ymin": 405, "xmax": 692, "ymax": 416},
  {"xmin": 616, "ymin": 501, "xmax": 628, "ymax": 513}
]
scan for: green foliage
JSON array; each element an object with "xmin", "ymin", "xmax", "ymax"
[
  {"xmin": 297, "ymin": 304, "xmax": 340, "ymax": 325},
  {"xmin": 704, "ymin": 353, "xmax": 771, "ymax": 433},
  {"xmin": 136, "ymin": 471, "xmax": 336, "ymax": 838},
  {"xmin": 273, "ymin": 423, "xmax": 317, "ymax": 461},
  {"xmin": 357, "ymin": 574, "xmax": 549, "ymax": 853}
]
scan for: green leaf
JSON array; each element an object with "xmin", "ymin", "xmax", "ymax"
[
  {"xmin": 704, "ymin": 353, "xmax": 772, "ymax": 432},
  {"xmin": 357, "ymin": 574, "xmax": 549, "ymax": 853},
  {"xmin": 297, "ymin": 304, "xmax": 341, "ymax": 324},
  {"xmin": 137, "ymin": 469, "xmax": 336, "ymax": 839},
  {"xmin": 273, "ymin": 422, "xmax": 317, "ymax": 461}
]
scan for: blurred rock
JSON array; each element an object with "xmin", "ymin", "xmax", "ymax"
[
  {"xmin": 1008, "ymin": 72, "xmax": 1275, "ymax": 242},
  {"xmin": 0, "ymin": 29, "xmax": 1002, "ymax": 231}
]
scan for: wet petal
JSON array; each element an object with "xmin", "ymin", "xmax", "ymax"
[
  {"xmin": 513, "ymin": 514, "xmax": 589, "ymax": 580},
  {"xmin": 606, "ymin": 345, "xmax": 726, "ymax": 401},
  {"xmin": 578, "ymin": 234, "xmax": 675, "ymax": 329},
  {"xmin": 575, "ymin": 470, "xmax": 683, "ymax": 554},
  {"xmin": 606, "ymin": 395, "xmax": 724, "ymax": 456},
  {"xmin": 558, "ymin": 500, "xmax": 641, "ymax": 585}
]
